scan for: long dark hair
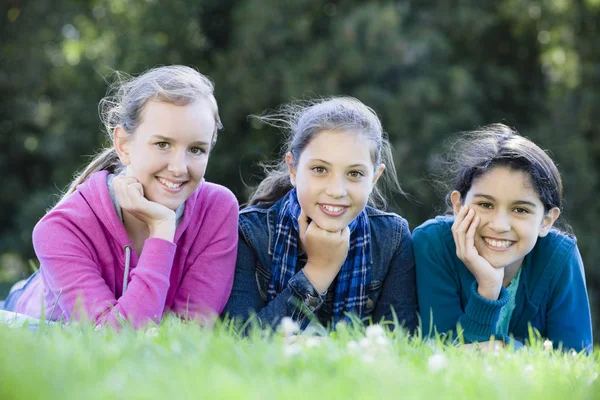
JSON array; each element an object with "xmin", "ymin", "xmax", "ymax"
[{"xmin": 441, "ymin": 123, "xmax": 563, "ymax": 214}]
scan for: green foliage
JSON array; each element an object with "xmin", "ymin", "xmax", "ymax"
[
  {"xmin": 1, "ymin": 1, "xmax": 599, "ymax": 338},
  {"xmin": 0, "ymin": 318, "xmax": 598, "ymax": 399}
]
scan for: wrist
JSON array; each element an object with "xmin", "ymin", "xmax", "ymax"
[
  {"xmin": 477, "ymin": 282, "xmax": 502, "ymax": 301},
  {"xmin": 148, "ymin": 218, "xmax": 176, "ymax": 242},
  {"xmin": 302, "ymin": 263, "xmax": 336, "ymax": 294}
]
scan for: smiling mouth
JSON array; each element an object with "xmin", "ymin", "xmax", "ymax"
[
  {"xmin": 157, "ymin": 177, "xmax": 187, "ymax": 191},
  {"xmin": 319, "ymin": 204, "xmax": 349, "ymax": 216},
  {"xmin": 483, "ymin": 237, "xmax": 516, "ymax": 250}
]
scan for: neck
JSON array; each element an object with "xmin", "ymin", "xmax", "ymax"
[
  {"xmin": 502, "ymin": 260, "xmax": 523, "ymax": 287},
  {"xmin": 123, "ymin": 211, "xmax": 150, "ymax": 255}
]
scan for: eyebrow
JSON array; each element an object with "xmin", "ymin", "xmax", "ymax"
[
  {"xmin": 150, "ymin": 135, "xmax": 210, "ymax": 146},
  {"xmin": 472, "ymin": 193, "xmax": 538, "ymax": 208},
  {"xmin": 308, "ymin": 158, "xmax": 369, "ymax": 169}
]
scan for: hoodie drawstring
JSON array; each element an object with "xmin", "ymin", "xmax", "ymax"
[{"xmin": 122, "ymin": 245, "xmax": 131, "ymax": 295}]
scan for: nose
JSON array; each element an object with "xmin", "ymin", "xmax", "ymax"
[
  {"xmin": 488, "ymin": 210, "xmax": 511, "ymax": 233},
  {"xmin": 167, "ymin": 150, "xmax": 188, "ymax": 177},
  {"xmin": 324, "ymin": 174, "xmax": 347, "ymax": 198}
]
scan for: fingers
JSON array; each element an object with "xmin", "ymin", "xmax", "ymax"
[
  {"xmin": 128, "ymin": 181, "xmax": 144, "ymax": 198},
  {"xmin": 452, "ymin": 204, "xmax": 476, "ymax": 258},
  {"xmin": 113, "ymin": 176, "xmax": 144, "ymax": 209},
  {"xmin": 465, "ymin": 214, "xmax": 479, "ymax": 249},
  {"xmin": 297, "ymin": 208, "xmax": 309, "ymax": 237}
]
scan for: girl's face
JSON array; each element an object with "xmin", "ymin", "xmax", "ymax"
[
  {"xmin": 115, "ymin": 100, "xmax": 216, "ymax": 211},
  {"xmin": 286, "ymin": 130, "xmax": 385, "ymax": 232},
  {"xmin": 452, "ymin": 166, "xmax": 560, "ymax": 271}
]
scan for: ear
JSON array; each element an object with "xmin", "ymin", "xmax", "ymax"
[
  {"xmin": 372, "ymin": 163, "xmax": 385, "ymax": 187},
  {"xmin": 285, "ymin": 152, "xmax": 297, "ymax": 187},
  {"xmin": 539, "ymin": 207, "xmax": 560, "ymax": 237},
  {"xmin": 450, "ymin": 190, "xmax": 463, "ymax": 215},
  {"xmin": 113, "ymin": 125, "xmax": 131, "ymax": 166}
]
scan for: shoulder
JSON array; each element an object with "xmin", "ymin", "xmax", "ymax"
[
  {"xmin": 365, "ymin": 206, "xmax": 410, "ymax": 238},
  {"xmin": 410, "ymin": 215, "xmax": 458, "ymax": 263},
  {"xmin": 181, "ymin": 182, "xmax": 240, "ymax": 240},
  {"xmin": 239, "ymin": 202, "xmax": 272, "ymax": 217},
  {"xmin": 36, "ymin": 176, "xmax": 106, "ymax": 230},
  {"xmin": 194, "ymin": 181, "xmax": 239, "ymax": 210},
  {"xmin": 525, "ymin": 230, "xmax": 586, "ymax": 306},
  {"xmin": 529, "ymin": 229, "xmax": 579, "ymax": 271},
  {"xmin": 238, "ymin": 202, "xmax": 272, "ymax": 240},
  {"xmin": 33, "ymin": 189, "xmax": 103, "ymax": 251},
  {"xmin": 412, "ymin": 215, "xmax": 454, "ymax": 243}
]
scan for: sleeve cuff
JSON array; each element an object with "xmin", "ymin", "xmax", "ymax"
[
  {"xmin": 461, "ymin": 281, "xmax": 509, "ymax": 341},
  {"xmin": 138, "ymin": 238, "xmax": 177, "ymax": 276},
  {"xmin": 287, "ymin": 269, "xmax": 326, "ymax": 313}
]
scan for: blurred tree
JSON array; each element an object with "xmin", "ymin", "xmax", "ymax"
[{"xmin": 0, "ymin": 0, "xmax": 598, "ymax": 338}]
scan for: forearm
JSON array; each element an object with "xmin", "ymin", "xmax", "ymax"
[
  {"xmin": 71, "ymin": 238, "xmax": 175, "ymax": 329},
  {"xmin": 456, "ymin": 281, "xmax": 509, "ymax": 343},
  {"xmin": 239, "ymin": 270, "xmax": 324, "ymax": 332}
]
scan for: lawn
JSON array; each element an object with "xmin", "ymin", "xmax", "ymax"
[{"xmin": 1, "ymin": 316, "xmax": 598, "ymax": 400}]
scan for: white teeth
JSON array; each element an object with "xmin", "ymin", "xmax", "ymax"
[
  {"xmin": 484, "ymin": 238, "xmax": 514, "ymax": 248},
  {"xmin": 322, "ymin": 205, "xmax": 344, "ymax": 213},
  {"xmin": 158, "ymin": 178, "xmax": 183, "ymax": 189}
]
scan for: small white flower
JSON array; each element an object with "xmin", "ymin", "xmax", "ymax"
[
  {"xmin": 427, "ymin": 354, "xmax": 449, "ymax": 373},
  {"xmin": 524, "ymin": 364, "xmax": 534, "ymax": 373},
  {"xmin": 304, "ymin": 337, "xmax": 322, "ymax": 348},
  {"xmin": 283, "ymin": 344, "xmax": 302, "ymax": 357},
  {"xmin": 347, "ymin": 340, "xmax": 359, "ymax": 353},
  {"xmin": 484, "ymin": 362, "xmax": 493, "ymax": 373},
  {"xmin": 365, "ymin": 324, "xmax": 385, "ymax": 339},
  {"xmin": 570, "ymin": 350, "xmax": 578, "ymax": 357},
  {"xmin": 543, "ymin": 340, "xmax": 553, "ymax": 351},
  {"xmin": 586, "ymin": 373, "xmax": 598, "ymax": 386},
  {"xmin": 361, "ymin": 354, "xmax": 375, "ymax": 364},
  {"xmin": 359, "ymin": 337, "xmax": 371, "ymax": 349},
  {"xmin": 170, "ymin": 340, "xmax": 182, "ymax": 354},
  {"xmin": 278, "ymin": 317, "xmax": 300, "ymax": 337},
  {"xmin": 145, "ymin": 326, "xmax": 159, "ymax": 337},
  {"xmin": 375, "ymin": 335, "xmax": 390, "ymax": 347}
]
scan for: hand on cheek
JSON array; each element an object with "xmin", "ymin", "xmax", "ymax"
[
  {"xmin": 297, "ymin": 208, "xmax": 350, "ymax": 294},
  {"xmin": 113, "ymin": 174, "xmax": 176, "ymax": 241},
  {"xmin": 452, "ymin": 204, "xmax": 504, "ymax": 300}
]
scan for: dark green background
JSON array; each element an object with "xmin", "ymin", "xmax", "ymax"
[{"xmin": 2, "ymin": 0, "xmax": 598, "ymax": 340}]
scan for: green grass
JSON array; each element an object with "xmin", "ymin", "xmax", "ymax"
[{"xmin": 0, "ymin": 317, "xmax": 598, "ymax": 400}]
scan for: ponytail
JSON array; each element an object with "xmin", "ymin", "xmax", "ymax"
[
  {"xmin": 248, "ymin": 166, "xmax": 293, "ymax": 206},
  {"xmin": 58, "ymin": 148, "xmax": 121, "ymax": 204}
]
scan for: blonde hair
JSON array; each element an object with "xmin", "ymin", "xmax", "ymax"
[{"xmin": 60, "ymin": 65, "xmax": 222, "ymax": 203}]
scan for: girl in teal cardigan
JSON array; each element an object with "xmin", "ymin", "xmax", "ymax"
[{"xmin": 413, "ymin": 124, "xmax": 592, "ymax": 352}]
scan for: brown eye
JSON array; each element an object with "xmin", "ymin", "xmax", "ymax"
[
  {"xmin": 348, "ymin": 171, "xmax": 364, "ymax": 179},
  {"xmin": 190, "ymin": 147, "xmax": 206, "ymax": 155}
]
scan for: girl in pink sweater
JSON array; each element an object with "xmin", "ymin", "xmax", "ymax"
[{"xmin": 2, "ymin": 66, "xmax": 239, "ymax": 329}]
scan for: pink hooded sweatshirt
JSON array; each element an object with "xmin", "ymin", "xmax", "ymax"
[{"xmin": 15, "ymin": 170, "xmax": 239, "ymax": 328}]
